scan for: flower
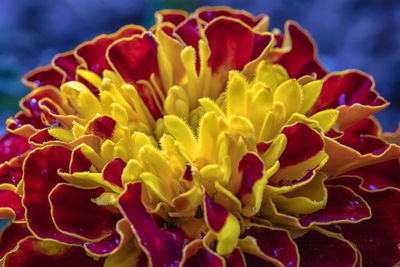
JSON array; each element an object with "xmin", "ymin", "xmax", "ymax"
[{"xmin": 0, "ymin": 6, "xmax": 399, "ymax": 267}]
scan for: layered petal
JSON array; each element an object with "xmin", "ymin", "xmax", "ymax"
[
  {"xmin": 23, "ymin": 146, "xmax": 81, "ymax": 244},
  {"xmin": 3, "ymin": 237, "xmax": 104, "ymax": 267},
  {"xmin": 119, "ymin": 183, "xmax": 184, "ymax": 267},
  {"xmin": 294, "ymin": 230, "xmax": 357, "ymax": 267}
]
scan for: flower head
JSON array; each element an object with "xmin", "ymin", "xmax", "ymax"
[{"xmin": 0, "ymin": 6, "xmax": 399, "ymax": 267}]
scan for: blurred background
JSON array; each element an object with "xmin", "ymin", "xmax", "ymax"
[{"xmin": 0, "ymin": 0, "xmax": 399, "ymax": 228}]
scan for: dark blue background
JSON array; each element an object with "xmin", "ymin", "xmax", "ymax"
[{"xmin": 0, "ymin": 0, "xmax": 399, "ymax": 228}]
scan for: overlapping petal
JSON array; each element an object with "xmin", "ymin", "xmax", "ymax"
[{"xmin": 0, "ymin": 6, "xmax": 398, "ymax": 267}]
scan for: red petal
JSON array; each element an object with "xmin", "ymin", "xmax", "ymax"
[
  {"xmin": 327, "ymin": 177, "xmax": 400, "ymax": 266},
  {"xmin": 225, "ymin": 248, "xmax": 246, "ymax": 267},
  {"xmin": 299, "ymin": 185, "xmax": 370, "ymax": 227},
  {"xmin": 156, "ymin": 10, "xmax": 187, "ymax": 26},
  {"xmin": 0, "ymin": 157, "xmax": 24, "ymax": 187},
  {"xmin": 108, "ymin": 33, "xmax": 159, "ymax": 84},
  {"xmin": 53, "ymin": 52, "xmax": 80, "ymax": 81},
  {"xmin": 182, "ymin": 240, "xmax": 224, "ymax": 267},
  {"xmin": 0, "ymin": 190, "xmax": 25, "ymax": 221},
  {"xmin": 0, "ymin": 223, "xmax": 31, "ymax": 259},
  {"xmin": 29, "ymin": 129, "xmax": 57, "ymax": 145},
  {"xmin": 244, "ymin": 253, "xmax": 276, "ymax": 267},
  {"xmin": 295, "ymin": 230, "xmax": 357, "ymax": 267},
  {"xmin": 204, "ymin": 193, "xmax": 229, "ymax": 232},
  {"xmin": 312, "ymin": 71, "xmax": 386, "ymax": 113},
  {"xmin": 23, "ymin": 146, "xmax": 81, "ymax": 244},
  {"xmin": 277, "ymin": 22, "xmax": 327, "ymax": 79},
  {"xmin": 84, "ymin": 230, "xmax": 121, "ymax": 255},
  {"xmin": 22, "ymin": 66, "xmax": 63, "ymax": 89},
  {"xmin": 238, "ymin": 152, "xmax": 264, "ymax": 198},
  {"xmin": 77, "ymin": 25, "xmax": 144, "ymax": 76},
  {"xmin": 175, "ymin": 18, "xmax": 201, "ymax": 51},
  {"xmin": 0, "ymin": 133, "xmax": 31, "ymax": 164},
  {"xmin": 107, "ymin": 33, "xmax": 161, "ymax": 118},
  {"xmin": 103, "ymin": 158, "xmax": 126, "ymax": 188},
  {"xmin": 197, "ymin": 7, "xmax": 262, "ymax": 27},
  {"xmin": 70, "ymin": 147, "xmax": 92, "ymax": 173},
  {"xmin": 241, "ymin": 226, "xmax": 299, "ymax": 267},
  {"xmin": 3, "ymin": 237, "xmax": 104, "ymax": 267},
  {"xmin": 205, "ymin": 17, "xmax": 272, "ymax": 73},
  {"xmin": 86, "ymin": 116, "xmax": 116, "ymax": 139},
  {"xmin": 49, "ymin": 184, "xmax": 121, "ymax": 240},
  {"xmin": 345, "ymin": 159, "xmax": 400, "ymax": 190},
  {"xmin": 269, "ymin": 123, "xmax": 324, "ymax": 186},
  {"xmin": 280, "ymin": 123, "xmax": 324, "ymax": 168},
  {"xmin": 119, "ymin": 183, "xmax": 184, "ymax": 267}
]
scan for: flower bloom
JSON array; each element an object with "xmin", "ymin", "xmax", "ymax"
[{"xmin": 0, "ymin": 6, "xmax": 399, "ymax": 267}]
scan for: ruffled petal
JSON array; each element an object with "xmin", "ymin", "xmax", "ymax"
[
  {"xmin": 294, "ymin": 230, "xmax": 357, "ymax": 267},
  {"xmin": 3, "ymin": 237, "xmax": 104, "ymax": 267},
  {"xmin": 0, "ymin": 133, "xmax": 31, "ymax": 164},
  {"xmin": 181, "ymin": 239, "xmax": 225, "ymax": 267},
  {"xmin": 86, "ymin": 116, "xmax": 116, "ymax": 139},
  {"xmin": 155, "ymin": 9, "xmax": 188, "ymax": 26},
  {"xmin": 22, "ymin": 66, "xmax": 63, "ymax": 90},
  {"xmin": 0, "ymin": 223, "xmax": 31, "ymax": 260},
  {"xmin": 205, "ymin": 17, "xmax": 272, "ymax": 74},
  {"xmin": 0, "ymin": 190, "xmax": 25, "ymax": 221},
  {"xmin": 204, "ymin": 193, "xmax": 240, "ymax": 255},
  {"xmin": 299, "ymin": 185, "xmax": 370, "ymax": 227},
  {"xmin": 119, "ymin": 183, "xmax": 184, "ymax": 267},
  {"xmin": 23, "ymin": 146, "xmax": 82, "ymax": 244},
  {"xmin": 52, "ymin": 51, "xmax": 80, "ymax": 82},
  {"xmin": 225, "ymin": 248, "xmax": 246, "ymax": 267},
  {"xmin": 326, "ymin": 176, "xmax": 400, "ymax": 266},
  {"xmin": 345, "ymin": 159, "xmax": 400, "ymax": 190},
  {"xmin": 275, "ymin": 21, "xmax": 327, "ymax": 79},
  {"xmin": 107, "ymin": 33, "xmax": 162, "ymax": 118},
  {"xmin": 0, "ymin": 156, "xmax": 24, "ymax": 189},
  {"xmin": 76, "ymin": 25, "xmax": 144, "ymax": 76},
  {"xmin": 103, "ymin": 158, "xmax": 126, "ymax": 188},
  {"xmin": 312, "ymin": 70, "xmax": 388, "ymax": 130},
  {"xmin": 238, "ymin": 225, "xmax": 299, "ymax": 267},
  {"xmin": 269, "ymin": 122, "xmax": 327, "ymax": 186},
  {"xmin": 49, "ymin": 183, "xmax": 121, "ymax": 241},
  {"xmin": 196, "ymin": 6, "xmax": 264, "ymax": 28}
]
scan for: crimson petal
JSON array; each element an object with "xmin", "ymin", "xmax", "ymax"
[
  {"xmin": 299, "ymin": 185, "xmax": 370, "ymax": 227},
  {"xmin": 86, "ymin": 116, "xmax": 116, "ymax": 139},
  {"xmin": 23, "ymin": 146, "xmax": 81, "ymax": 244},
  {"xmin": 119, "ymin": 183, "xmax": 184, "ymax": 267},
  {"xmin": 225, "ymin": 248, "xmax": 246, "ymax": 267},
  {"xmin": 49, "ymin": 184, "xmax": 121, "ymax": 241},
  {"xmin": 3, "ymin": 237, "xmax": 104, "ymax": 267},
  {"xmin": 22, "ymin": 66, "xmax": 63, "ymax": 89},
  {"xmin": 0, "ymin": 157, "xmax": 24, "ymax": 188},
  {"xmin": 327, "ymin": 177, "xmax": 400, "ymax": 266},
  {"xmin": 345, "ymin": 159, "xmax": 400, "ymax": 190},
  {"xmin": 197, "ymin": 7, "xmax": 261, "ymax": 27},
  {"xmin": 103, "ymin": 158, "xmax": 126, "ymax": 188},
  {"xmin": 205, "ymin": 17, "xmax": 271, "ymax": 73},
  {"xmin": 77, "ymin": 26, "xmax": 144, "ymax": 76},
  {"xmin": 240, "ymin": 226, "xmax": 298, "ymax": 267},
  {"xmin": 0, "ymin": 223, "xmax": 31, "ymax": 259},
  {"xmin": 107, "ymin": 33, "xmax": 162, "ymax": 118},
  {"xmin": 0, "ymin": 133, "xmax": 31, "ymax": 164},
  {"xmin": 182, "ymin": 240, "xmax": 224, "ymax": 267},
  {"xmin": 53, "ymin": 52, "xmax": 80, "ymax": 82},
  {"xmin": 295, "ymin": 230, "xmax": 357, "ymax": 267},
  {"xmin": 277, "ymin": 22, "xmax": 327, "ymax": 79},
  {"xmin": 0, "ymin": 190, "xmax": 25, "ymax": 221}
]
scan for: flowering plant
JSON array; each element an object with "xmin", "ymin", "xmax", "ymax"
[{"xmin": 0, "ymin": 6, "xmax": 399, "ymax": 267}]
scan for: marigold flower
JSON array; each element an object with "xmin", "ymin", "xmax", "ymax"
[{"xmin": 0, "ymin": 6, "xmax": 399, "ymax": 267}]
